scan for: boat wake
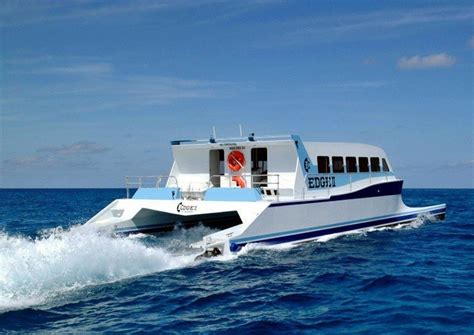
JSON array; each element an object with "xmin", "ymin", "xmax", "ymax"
[
  {"xmin": 0, "ymin": 215, "xmax": 434, "ymax": 312},
  {"xmin": 0, "ymin": 224, "xmax": 202, "ymax": 312},
  {"xmin": 315, "ymin": 214, "xmax": 434, "ymax": 242}
]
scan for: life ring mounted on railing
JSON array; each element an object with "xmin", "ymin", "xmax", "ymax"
[
  {"xmin": 227, "ymin": 150, "xmax": 245, "ymax": 172},
  {"xmin": 227, "ymin": 150, "xmax": 246, "ymax": 188},
  {"xmin": 232, "ymin": 176, "xmax": 246, "ymax": 188}
]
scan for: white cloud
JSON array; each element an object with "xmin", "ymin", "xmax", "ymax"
[
  {"xmin": 4, "ymin": 66, "xmax": 240, "ymax": 108},
  {"xmin": 311, "ymin": 81, "xmax": 387, "ymax": 92},
  {"xmin": 31, "ymin": 63, "xmax": 114, "ymax": 76},
  {"xmin": 3, "ymin": 141, "xmax": 111, "ymax": 169},
  {"xmin": 4, "ymin": 55, "xmax": 54, "ymax": 65},
  {"xmin": 397, "ymin": 53, "xmax": 456, "ymax": 69},
  {"xmin": 443, "ymin": 159, "xmax": 474, "ymax": 169},
  {"xmin": 279, "ymin": 6, "xmax": 474, "ymax": 45},
  {"xmin": 37, "ymin": 141, "xmax": 110, "ymax": 155},
  {"xmin": 0, "ymin": 0, "xmax": 228, "ymax": 27}
]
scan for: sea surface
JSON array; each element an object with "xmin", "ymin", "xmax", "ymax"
[{"xmin": 0, "ymin": 189, "xmax": 473, "ymax": 334}]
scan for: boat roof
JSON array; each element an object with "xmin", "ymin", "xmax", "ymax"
[
  {"xmin": 170, "ymin": 135, "xmax": 386, "ymax": 155},
  {"xmin": 305, "ymin": 142, "xmax": 387, "ymax": 158},
  {"xmin": 170, "ymin": 134, "xmax": 295, "ymax": 146}
]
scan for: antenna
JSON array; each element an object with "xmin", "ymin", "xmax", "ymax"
[
  {"xmin": 212, "ymin": 126, "xmax": 217, "ymax": 139},
  {"xmin": 239, "ymin": 124, "xmax": 243, "ymax": 137}
]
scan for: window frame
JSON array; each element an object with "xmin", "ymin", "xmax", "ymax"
[
  {"xmin": 332, "ymin": 156, "xmax": 344, "ymax": 173},
  {"xmin": 346, "ymin": 156, "xmax": 357, "ymax": 173},
  {"xmin": 359, "ymin": 157, "xmax": 369, "ymax": 172},
  {"xmin": 317, "ymin": 156, "xmax": 330, "ymax": 174},
  {"xmin": 370, "ymin": 157, "xmax": 381, "ymax": 172}
]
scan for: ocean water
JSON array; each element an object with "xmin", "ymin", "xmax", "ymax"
[{"xmin": 0, "ymin": 189, "xmax": 473, "ymax": 334}]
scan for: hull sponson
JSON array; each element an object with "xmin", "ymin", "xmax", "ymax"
[
  {"xmin": 270, "ymin": 180, "xmax": 403, "ymax": 208},
  {"xmin": 232, "ymin": 181, "xmax": 408, "ymax": 245},
  {"xmin": 232, "ymin": 207, "xmax": 445, "ymax": 248}
]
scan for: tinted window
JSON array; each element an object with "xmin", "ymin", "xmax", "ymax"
[
  {"xmin": 382, "ymin": 158, "xmax": 390, "ymax": 172},
  {"xmin": 359, "ymin": 157, "xmax": 369, "ymax": 172},
  {"xmin": 317, "ymin": 156, "xmax": 330, "ymax": 173},
  {"xmin": 370, "ymin": 157, "xmax": 380, "ymax": 172},
  {"xmin": 332, "ymin": 156, "xmax": 344, "ymax": 173},
  {"xmin": 346, "ymin": 157, "xmax": 357, "ymax": 173}
]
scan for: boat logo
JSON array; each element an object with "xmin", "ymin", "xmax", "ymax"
[
  {"xmin": 304, "ymin": 158, "xmax": 311, "ymax": 172},
  {"xmin": 176, "ymin": 202, "xmax": 197, "ymax": 213},
  {"xmin": 307, "ymin": 175, "xmax": 336, "ymax": 189}
]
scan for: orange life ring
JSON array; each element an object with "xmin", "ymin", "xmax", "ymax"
[
  {"xmin": 232, "ymin": 176, "xmax": 246, "ymax": 188},
  {"xmin": 227, "ymin": 150, "xmax": 245, "ymax": 172}
]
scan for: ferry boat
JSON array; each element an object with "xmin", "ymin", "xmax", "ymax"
[{"xmin": 86, "ymin": 134, "xmax": 446, "ymax": 255}]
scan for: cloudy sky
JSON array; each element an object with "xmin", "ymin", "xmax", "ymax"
[{"xmin": 1, "ymin": 0, "xmax": 472, "ymax": 188}]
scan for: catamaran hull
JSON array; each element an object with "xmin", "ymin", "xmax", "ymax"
[
  {"xmin": 227, "ymin": 201, "xmax": 445, "ymax": 251},
  {"xmin": 87, "ymin": 181, "xmax": 446, "ymax": 255},
  {"xmin": 196, "ymin": 181, "xmax": 447, "ymax": 253},
  {"xmin": 85, "ymin": 198, "xmax": 270, "ymax": 234}
]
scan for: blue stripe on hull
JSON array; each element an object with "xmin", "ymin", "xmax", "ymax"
[
  {"xmin": 270, "ymin": 180, "xmax": 403, "ymax": 208},
  {"xmin": 231, "ymin": 207, "xmax": 445, "ymax": 250}
]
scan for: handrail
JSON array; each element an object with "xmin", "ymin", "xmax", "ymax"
[
  {"xmin": 209, "ymin": 173, "xmax": 280, "ymax": 201},
  {"xmin": 252, "ymin": 174, "xmax": 280, "ymax": 202},
  {"xmin": 125, "ymin": 175, "xmax": 178, "ymax": 198}
]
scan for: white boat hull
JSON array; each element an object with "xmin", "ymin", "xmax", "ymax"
[
  {"xmin": 86, "ymin": 198, "xmax": 270, "ymax": 234},
  {"xmin": 192, "ymin": 181, "xmax": 446, "ymax": 253}
]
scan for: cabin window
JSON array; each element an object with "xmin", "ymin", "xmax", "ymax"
[
  {"xmin": 359, "ymin": 157, "xmax": 369, "ymax": 172},
  {"xmin": 332, "ymin": 156, "xmax": 344, "ymax": 173},
  {"xmin": 317, "ymin": 156, "xmax": 330, "ymax": 173},
  {"xmin": 346, "ymin": 157, "xmax": 357, "ymax": 173},
  {"xmin": 370, "ymin": 157, "xmax": 380, "ymax": 172},
  {"xmin": 382, "ymin": 158, "xmax": 390, "ymax": 172}
]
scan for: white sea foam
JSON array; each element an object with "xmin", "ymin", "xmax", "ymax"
[
  {"xmin": 0, "ymin": 225, "xmax": 199, "ymax": 312},
  {"xmin": 366, "ymin": 214, "xmax": 431, "ymax": 232},
  {"xmin": 0, "ymin": 215, "xmax": 433, "ymax": 311}
]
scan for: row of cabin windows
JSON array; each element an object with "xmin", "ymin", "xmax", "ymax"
[{"xmin": 316, "ymin": 156, "xmax": 390, "ymax": 174}]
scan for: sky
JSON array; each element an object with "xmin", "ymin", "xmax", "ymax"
[{"xmin": 0, "ymin": 0, "xmax": 473, "ymax": 188}]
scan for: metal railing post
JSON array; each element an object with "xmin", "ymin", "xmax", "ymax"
[
  {"xmin": 277, "ymin": 175, "xmax": 280, "ymax": 202},
  {"xmin": 126, "ymin": 176, "xmax": 130, "ymax": 198}
]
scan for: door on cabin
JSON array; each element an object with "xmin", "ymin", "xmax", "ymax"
[
  {"xmin": 251, "ymin": 147, "xmax": 268, "ymax": 188},
  {"xmin": 209, "ymin": 149, "xmax": 224, "ymax": 187}
]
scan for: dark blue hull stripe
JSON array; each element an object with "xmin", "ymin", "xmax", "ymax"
[
  {"xmin": 232, "ymin": 207, "xmax": 446, "ymax": 248},
  {"xmin": 270, "ymin": 180, "xmax": 403, "ymax": 208}
]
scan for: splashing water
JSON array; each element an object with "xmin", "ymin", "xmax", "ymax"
[
  {"xmin": 0, "ymin": 214, "xmax": 434, "ymax": 312},
  {"xmin": 0, "ymin": 225, "xmax": 200, "ymax": 312}
]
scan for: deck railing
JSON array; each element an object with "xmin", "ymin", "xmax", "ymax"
[
  {"xmin": 125, "ymin": 175, "xmax": 178, "ymax": 198},
  {"xmin": 209, "ymin": 173, "xmax": 280, "ymax": 200}
]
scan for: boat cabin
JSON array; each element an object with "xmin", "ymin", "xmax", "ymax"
[{"xmin": 128, "ymin": 134, "xmax": 395, "ymax": 201}]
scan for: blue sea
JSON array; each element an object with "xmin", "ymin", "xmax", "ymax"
[{"xmin": 0, "ymin": 189, "xmax": 473, "ymax": 334}]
